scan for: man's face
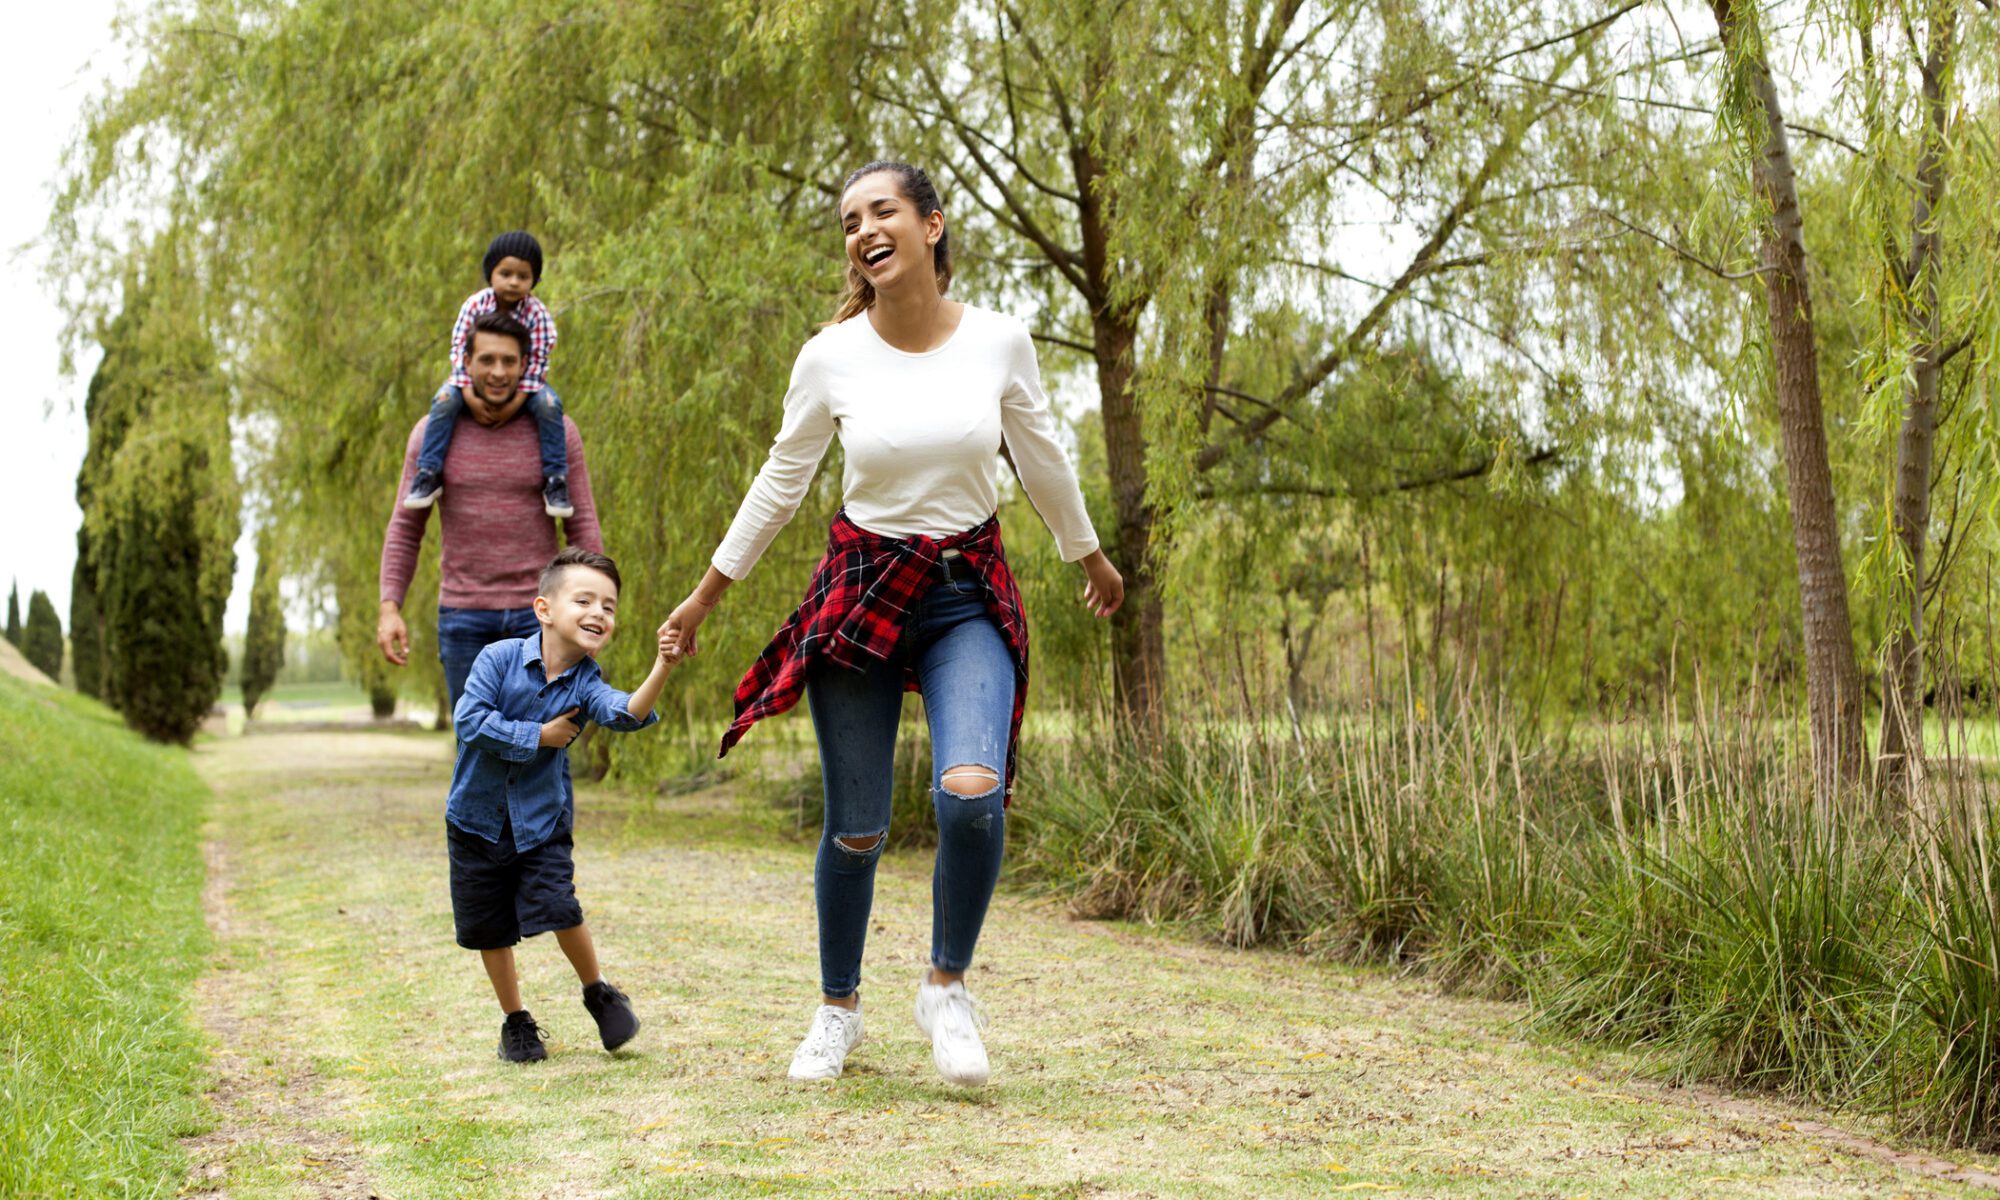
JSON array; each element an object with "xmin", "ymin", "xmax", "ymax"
[
  {"xmin": 464, "ymin": 330, "xmax": 525, "ymax": 416},
  {"xmin": 489, "ymin": 255, "xmax": 535, "ymax": 306}
]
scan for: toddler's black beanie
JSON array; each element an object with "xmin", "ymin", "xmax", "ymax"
[{"xmin": 483, "ymin": 231, "xmax": 544, "ymax": 286}]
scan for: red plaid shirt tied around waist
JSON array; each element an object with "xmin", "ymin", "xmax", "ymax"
[{"xmin": 721, "ymin": 512, "xmax": 1030, "ymax": 801}]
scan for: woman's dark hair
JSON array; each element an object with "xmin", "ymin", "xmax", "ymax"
[
  {"xmin": 468, "ymin": 310, "xmax": 532, "ymax": 360},
  {"xmin": 828, "ymin": 161, "xmax": 952, "ymax": 325},
  {"xmin": 539, "ymin": 545, "xmax": 622, "ymax": 597}
]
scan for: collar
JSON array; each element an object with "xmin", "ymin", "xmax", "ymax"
[{"xmin": 520, "ymin": 631, "xmax": 599, "ymax": 684}]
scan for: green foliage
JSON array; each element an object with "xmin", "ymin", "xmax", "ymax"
[
  {"xmin": 4, "ymin": 580, "xmax": 17, "ymax": 647},
  {"xmin": 82, "ymin": 241, "xmax": 241, "ymax": 745},
  {"xmin": 240, "ymin": 533, "xmax": 285, "ymax": 718},
  {"xmin": 0, "ymin": 671, "xmax": 211, "ymax": 1195},
  {"xmin": 69, "ymin": 531, "xmax": 104, "ymax": 699},
  {"xmin": 21, "ymin": 591, "xmax": 62, "ymax": 681}
]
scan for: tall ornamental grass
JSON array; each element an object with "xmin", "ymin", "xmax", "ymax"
[{"xmin": 1009, "ymin": 676, "xmax": 2000, "ymax": 1150}]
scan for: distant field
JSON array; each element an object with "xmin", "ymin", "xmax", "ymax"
[{"xmin": 218, "ymin": 679, "xmax": 372, "ymax": 709}]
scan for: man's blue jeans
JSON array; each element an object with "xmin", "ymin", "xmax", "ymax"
[
  {"xmin": 804, "ymin": 573, "xmax": 1015, "ymax": 1000},
  {"xmin": 417, "ymin": 385, "xmax": 568, "ymax": 480},
  {"xmin": 437, "ymin": 605, "xmax": 542, "ymax": 709}
]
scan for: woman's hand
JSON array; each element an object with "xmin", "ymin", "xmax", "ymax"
[
  {"xmin": 658, "ymin": 566, "xmax": 736, "ymax": 659},
  {"xmin": 1079, "ymin": 550, "xmax": 1124, "ymax": 618}
]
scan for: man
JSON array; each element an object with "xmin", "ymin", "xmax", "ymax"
[{"xmin": 378, "ymin": 310, "xmax": 604, "ymax": 709}]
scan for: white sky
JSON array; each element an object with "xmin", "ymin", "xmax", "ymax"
[{"xmin": 5, "ymin": 3, "xmax": 257, "ymax": 634}]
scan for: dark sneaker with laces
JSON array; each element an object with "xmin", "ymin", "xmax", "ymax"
[
  {"xmin": 542, "ymin": 475, "xmax": 574, "ymax": 519},
  {"xmin": 583, "ymin": 980, "xmax": 639, "ymax": 1051},
  {"xmin": 403, "ymin": 467, "xmax": 444, "ymax": 509},
  {"xmin": 498, "ymin": 1009, "xmax": 548, "ymax": 1063}
]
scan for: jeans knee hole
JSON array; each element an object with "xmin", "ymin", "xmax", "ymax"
[
  {"xmin": 833, "ymin": 832, "xmax": 885, "ymax": 860},
  {"xmin": 939, "ymin": 766, "xmax": 1002, "ymax": 800}
]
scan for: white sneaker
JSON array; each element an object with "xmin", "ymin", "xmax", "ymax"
[
  {"xmin": 787, "ymin": 1003, "xmax": 864, "ymax": 1081},
  {"xmin": 914, "ymin": 977, "xmax": 991, "ymax": 1086}
]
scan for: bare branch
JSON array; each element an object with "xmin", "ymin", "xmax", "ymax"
[
  {"xmin": 1031, "ymin": 330, "xmax": 1096, "ymax": 357},
  {"xmin": 1592, "ymin": 208, "xmax": 1770, "ymax": 281},
  {"xmin": 1197, "ymin": 444, "xmax": 1563, "ymax": 501}
]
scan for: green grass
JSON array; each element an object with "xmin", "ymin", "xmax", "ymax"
[
  {"xmin": 0, "ymin": 672, "xmax": 212, "ymax": 1197},
  {"xmin": 175, "ymin": 726, "xmax": 1998, "ymax": 1197}
]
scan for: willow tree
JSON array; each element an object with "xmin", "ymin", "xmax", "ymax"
[
  {"xmin": 1841, "ymin": 0, "xmax": 1998, "ymax": 793},
  {"xmin": 53, "ymin": 0, "xmax": 880, "ymax": 774},
  {"xmin": 805, "ymin": 0, "xmax": 1661, "ymax": 727}
]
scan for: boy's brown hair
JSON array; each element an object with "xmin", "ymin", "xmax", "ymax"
[{"xmin": 538, "ymin": 546, "xmax": 621, "ymax": 597}]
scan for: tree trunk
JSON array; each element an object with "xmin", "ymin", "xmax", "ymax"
[
  {"xmin": 1094, "ymin": 307, "xmax": 1166, "ymax": 734},
  {"xmin": 1878, "ymin": 3, "xmax": 1956, "ymax": 795},
  {"xmin": 1714, "ymin": 0, "xmax": 1867, "ymax": 799}
]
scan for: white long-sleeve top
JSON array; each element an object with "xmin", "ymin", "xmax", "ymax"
[{"xmin": 711, "ymin": 304, "xmax": 1101, "ymax": 579}]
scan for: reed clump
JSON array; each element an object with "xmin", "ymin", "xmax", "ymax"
[{"xmin": 1010, "ymin": 672, "xmax": 2000, "ymax": 1150}]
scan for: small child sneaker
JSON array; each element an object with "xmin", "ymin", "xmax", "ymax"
[
  {"xmin": 498, "ymin": 1009, "xmax": 548, "ymax": 1063},
  {"xmin": 542, "ymin": 475, "xmax": 574, "ymax": 519},
  {"xmin": 583, "ymin": 979, "xmax": 640, "ymax": 1051},
  {"xmin": 914, "ymin": 977, "xmax": 991, "ymax": 1086},
  {"xmin": 788, "ymin": 1003, "xmax": 864, "ymax": 1081},
  {"xmin": 403, "ymin": 467, "xmax": 444, "ymax": 509}
]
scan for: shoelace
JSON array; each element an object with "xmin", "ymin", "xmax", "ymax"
[
  {"xmin": 936, "ymin": 989, "xmax": 988, "ymax": 1038},
  {"xmin": 800, "ymin": 1010, "xmax": 849, "ymax": 1059},
  {"xmin": 506, "ymin": 1019, "xmax": 547, "ymax": 1051}
]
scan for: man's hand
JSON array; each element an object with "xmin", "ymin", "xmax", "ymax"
[
  {"xmin": 539, "ymin": 707, "xmax": 583, "ymax": 748},
  {"xmin": 377, "ymin": 601, "xmax": 410, "ymax": 665}
]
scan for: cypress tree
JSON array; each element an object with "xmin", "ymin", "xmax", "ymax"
[
  {"xmin": 22, "ymin": 591, "xmax": 63, "ymax": 680},
  {"xmin": 83, "ymin": 243, "xmax": 240, "ymax": 744},
  {"xmin": 69, "ymin": 532, "xmax": 104, "ymax": 699},
  {"xmin": 97, "ymin": 425, "xmax": 236, "ymax": 742},
  {"xmin": 241, "ymin": 533, "xmax": 286, "ymax": 718},
  {"xmin": 5, "ymin": 581, "xmax": 18, "ymax": 647}
]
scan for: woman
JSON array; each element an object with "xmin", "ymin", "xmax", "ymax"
[{"xmin": 661, "ymin": 160, "xmax": 1122, "ymax": 1086}]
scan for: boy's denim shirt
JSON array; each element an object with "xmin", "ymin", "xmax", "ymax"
[{"xmin": 448, "ymin": 633, "xmax": 658, "ymax": 850}]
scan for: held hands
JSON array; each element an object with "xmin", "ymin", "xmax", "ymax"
[
  {"xmin": 1080, "ymin": 550, "xmax": 1125, "ymax": 618},
  {"xmin": 539, "ymin": 707, "xmax": 584, "ymax": 748},
  {"xmin": 658, "ymin": 590, "xmax": 719, "ymax": 660}
]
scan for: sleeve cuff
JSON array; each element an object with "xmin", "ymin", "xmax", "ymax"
[
  {"xmin": 598, "ymin": 690, "xmax": 662, "ymax": 732},
  {"xmin": 511, "ymin": 717, "xmax": 542, "ymax": 760},
  {"xmin": 1058, "ymin": 532, "xmax": 1102, "ymax": 563}
]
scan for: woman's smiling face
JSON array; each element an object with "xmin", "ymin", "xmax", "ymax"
[{"xmin": 839, "ymin": 172, "xmax": 940, "ymax": 294}]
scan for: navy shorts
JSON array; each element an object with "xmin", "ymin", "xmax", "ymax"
[{"xmin": 446, "ymin": 817, "xmax": 583, "ymax": 950}]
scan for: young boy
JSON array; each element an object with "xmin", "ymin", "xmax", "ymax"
[
  {"xmin": 447, "ymin": 546, "xmax": 675, "ymax": 1062},
  {"xmin": 404, "ymin": 230, "xmax": 573, "ymax": 518}
]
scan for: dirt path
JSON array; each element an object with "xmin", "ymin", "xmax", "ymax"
[{"xmin": 185, "ymin": 728, "xmax": 2000, "ymax": 1199}]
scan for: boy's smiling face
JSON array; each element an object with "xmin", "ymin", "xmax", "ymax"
[
  {"xmin": 534, "ymin": 565, "xmax": 618, "ymax": 660},
  {"xmin": 489, "ymin": 255, "xmax": 536, "ymax": 306}
]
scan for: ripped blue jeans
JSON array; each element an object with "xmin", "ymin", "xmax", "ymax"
[{"xmin": 805, "ymin": 568, "xmax": 1014, "ymax": 1000}]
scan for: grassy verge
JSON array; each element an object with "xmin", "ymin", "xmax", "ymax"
[
  {"xmin": 1008, "ymin": 690, "xmax": 2000, "ymax": 1151},
  {"xmin": 0, "ymin": 672, "xmax": 211, "ymax": 1196}
]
